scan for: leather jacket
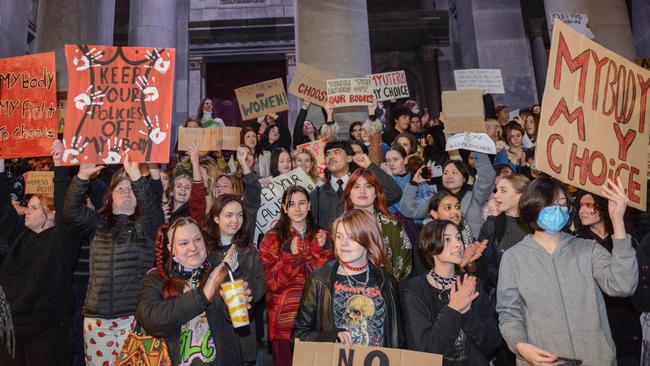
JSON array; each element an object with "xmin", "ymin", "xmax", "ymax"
[{"xmin": 291, "ymin": 259, "xmax": 403, "ymax": 348}]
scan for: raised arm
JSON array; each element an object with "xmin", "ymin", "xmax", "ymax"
[
  {"xmin": 63, "ymin": 165, "xmax": 105, "ymax": 230},
  {"xmin": 293, "ymin": 100, "xmax": 310, "ymax": 149},
  {"xmin": 465, "ymin": 152, "xmax": 496, "ymax": 236},
  {"xmin": 354, "ymin": 153, "xmax": 402, "ymax": 205},
  {"xmin": 123, "ymin": 159, "xmax": 164, "ymax": 237},
  {"xmin": 0, "ymin": 159, "xmax": 25, "ymax": 243},
  {"xmin": 187, "ymin": 145, "xmax": 206, "ymax": 226},
  {"xmin": 397, "ymin": 169, "xmax": 430, "ymax": 220}
]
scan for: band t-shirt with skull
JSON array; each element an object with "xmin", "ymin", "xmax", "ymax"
[{"xmin": 333, "ymin": 270, "xmax": 386, "ymax": 347}]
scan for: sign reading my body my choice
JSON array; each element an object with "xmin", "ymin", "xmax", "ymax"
[{"xmin": 0, "ymin": 52, "xmax": 57, "ymax": 159}]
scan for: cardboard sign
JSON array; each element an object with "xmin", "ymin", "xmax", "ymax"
[
  {"xmin": 178, "ymin": 126, "xmax": 241, "ymax": 151},
  {"xmin": 326, "ymin": 78, "xmax": 374, "ymax": 107},
  {"xmin": 0, "ymin": 52, "xmax": 57, "ymax": 159},
  {"xmin": 64, "ymin": 45, "xmax": 175, "ymax": 164},
  {"xmin": 446, "ymin": 133, "xmax": 496, "ymax": 154},
  {"xmin": 441, "ymin": 90, "xmax": 485, "ymax": 134},
  {"xmin": 235, "ymin": 78, "xmax": 288, "ymax": 121},
  {"xmin": 24, "ymin": 171, "xmax": 54, "ymax": 195},
  {"xmin": 368, "ymin": 70, "xmax": 410, "ymax": 102},
  {"xmin": 293, "ymin": 340, "xmax": 442, "ymax": 366},
  {"xmin": 297, "ymin": 137, "xmax": 327, "ymax": 174},
  {"xmin": 535, "ymin": 20, "xmax": 650, "ymax": 211},
  {"xmin": 254, "ymin": 168, "xmax": 316, "ymax": 241},
  {"xmin": 454, "ymin": 69, "xmax": 505, "ymax": 94},
  {"xmin": 637, "ymin": 58, "xmax": 650, "ymax": 71},
  {"xmin": 288, "ymin": 63, "xmax": 333, "ymax": 107},
  {"xmin": 550, "ymin": 13, "xmax": 594, "ymax": 39}
]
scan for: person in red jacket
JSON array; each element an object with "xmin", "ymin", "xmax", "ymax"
[{"xmin": 259, "ymin": 185, "xmax": 332, "ymax": 366}]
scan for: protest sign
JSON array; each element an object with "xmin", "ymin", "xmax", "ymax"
[
  {"xmin": 550, "ymin": 13, "xmax": 594, "ymax": 39},
  {"xmin": 535, "ymin": 20, "xmax": 650, "ymax": 210},
  {"xmin": 508, "ymin": 108, "xmax": 520, "ymax": 121},
  {"xmin": 254, "ymin": 168, "xmax": 315, "ymax": 241},
  {"xmin": 178, "ymin": 126, "xmax": 241, "ymax": 151},
  {"xmin": 235, "ymin": 78, "xmax": 288, "ymax": 121},
  {"xmin": 326, "ymin": 77, "xmax": 374, "ymax": 107},
  {"xmin": 293, "ymin": 340, "xmax": 442, "ymax": 366},
  {"xmin": 368, "ymin": 70, "xmax": 410, "ymax": 102},
  {"xmin": 446, "ymin": 133, "xmax": 496, "ymax": 154},
  {"xmin": 441, "ymin": 90, "xmax": 485, "ymax": 134},
  {"xmin": 0, "ymin": 52, "xmax": 57, "ymax": 159},
  {"xmin": 637, "ymin": 58, "xmax": 650, "ymax": 71},
  {"xmin": 24, "ymin": 171, "xmax": 54, "ymax": 195},
  {"xmin": 63, "ymin": 45, "xmax": 175, "ymax": 164},
  {"xmin": 297, "ymin": 137, "xmax": 327, "ymax": 175},
  {"xmin": 288, "ymin": 63, "xmax": 333, "ymax": 107},
  {"xmin": 453, "ymin": 69, "xmax": 504, "ymax": 94}
]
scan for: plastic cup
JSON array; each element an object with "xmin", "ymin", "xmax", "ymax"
[{"xmin": 221, "ymin": 279, "xmax": 250, "ymax": 328}]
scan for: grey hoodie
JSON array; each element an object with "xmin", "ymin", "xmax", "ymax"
[{"xmin": 496, "ymin": 232, "xmax": 637, "ymax": 365}]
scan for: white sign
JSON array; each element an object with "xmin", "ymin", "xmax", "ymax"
[
  {"xmin": 254, "ymin": 169, "xmax": 316, "ymax": 242},
  {"xmin": 445, "ymin": 133, "xmax": 496, "ymax": 155},
  {"xmin": 550, "ymin": 13, "xmax": 594, "ymax": 39},
  {"xmin": 326, "ymin": 78, "xmax": 374, "ymax": 107},
  {"xmin": 367, "ymin": 70, "xmax": 410, "ymax": 102},
  {"xmin": 454, "ymin": 69, "xmax": 505, "ymax": 94},
  {"xmin": 508, "ymin": 108, "xmax": 520, "ymax": 121},
  {"xmin": 219, "ymin": 0, "xmax": 268, "ymax": 7}
]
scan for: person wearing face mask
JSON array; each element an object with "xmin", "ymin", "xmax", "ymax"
[
  {"xmin": 259, "ymin": 186, "xmax": 333, "ymax": 366},
  {"xmin": 168, "ymin": 144, "xmax": 206, "ymax": 225},
  {"xmin": 292, "ymin": 209, "xmax": 402, "ymax": 348},
  {"xmin": 0, "ymin": 150, "xmax": 85, "ymax": 365},
  {"xmin": 497, "ymin": 177, "xmax": 637, "ymax": 366},
  {"xmin": 137, "ymin": 217, "xmax": 250, "ymax": 366},
  {"xmin": 403, "ymin": 220, "xmax": 501, "ymax": 365},
  {"xmin": 203, "ymin": 195, "xmax": 266, "ymax": 365},
  {"xmin": 197, "ymin": 97, "xmax": 225, "ymax": 128},
  {"xmin": 63, "ymin": 158, "xmax": 164, "ymax": 366}
]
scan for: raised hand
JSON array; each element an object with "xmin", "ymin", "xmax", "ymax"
[
  {"xmin": 316, "ymin": 230, "xmax": 328, "ymax": 248},
  {"xmin": 51, "ymin": 140, "xmax": 64, "ymax": 167},
  {"xmin": 203, "ymin": 263, "xmax": 228, "ymax": 302},
  {"xmin": 122, "ymin": 155, "xmax": 141, "ymax": 181},
  {"xmin": 602, "ymin": 177, "xmax": 629, "ymax": 239},
  {"xmin": 352, "ymin": 153, "xmax": 371, "ymax": 168},
  {"xmin": 368, "ymin": 100, "xmax": 378, "ymax": 116},
  {"xmin": 447, "ymin": 275, "xmax": 479, "ymax": 314},
  {"xmin": 77, "ymin": 164, "xmax": 105, "ymax": 180},
  {"xmin": 325, "ymin": 103, "xmax": 334, "ymax": 122}
]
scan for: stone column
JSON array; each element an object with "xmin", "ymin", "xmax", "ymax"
[
  {"xmin": 544, "ymin": 0, "xmax": 635, "ymax": 59},
  {"xmin": 0, "ymin": 0, "xmax": 28, "ymax": 58},
  {"xmin": 175, "ymin": 0, "xmax": 190, "ymax": 128},
  {"xmin": 420, "ymin": 45, "xmax": 442, "ymax": 117},
  {"xmin": 188, "ymin": 57, "xmax": 204, "ymax": 118},
  {"xmin": 529, "ymin": 18, "xmax": 548, "ymax": 101},
  {"xmin": 35, "ymin": 0, "xmax": 115, "ymax": 90},
  {"xmin": 631, "ymin": 0, "xmax": 650, "ymax": 57},
  {"xmin": 286, "ymin": 52, "xmax": 299, "ymax": 138},
  {"xmin": 295, "ymin": 0, "xmax": 373, "ymax": 132}
]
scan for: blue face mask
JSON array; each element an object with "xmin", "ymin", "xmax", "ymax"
[{"xmin": 537, "ymin": 205, "xmax": 570, "ymax": 234}]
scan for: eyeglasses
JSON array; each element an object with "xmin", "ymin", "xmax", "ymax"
[{"xmin": 114, "ymin": 186, "xmax": 133, "ymax": 195}]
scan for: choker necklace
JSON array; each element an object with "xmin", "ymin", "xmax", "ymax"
[
  {"xmin": 428, "ymin": 269, "xmax": 457, "ymax": 290},
  {"xmin": 341, "ymin": 261, "xmax": 368, "ymax": 272}
]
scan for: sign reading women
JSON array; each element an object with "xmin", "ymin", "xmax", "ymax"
[
  {"xmin": 63, "ymin": 45, "xmax": 175, "ymax": 164},
  {"xmin": 536, "ymin": 20, "xmax": 650, "ymax": 210},
  {"xmin": 0, "ymin": 52, "xmax": 57, "ymax": 159}
]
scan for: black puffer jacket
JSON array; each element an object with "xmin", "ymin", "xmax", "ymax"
[
  {"xmin": 63, "ymin": 176, "xmax": 163, "ymax": 318},
  {"xmin": 292, "ymin": 259, "xmax": 403, "ymax": 348}
]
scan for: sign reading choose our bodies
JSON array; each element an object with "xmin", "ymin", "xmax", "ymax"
[
  {"xmin": 0, "ymin": 52, "xmax": 57, "ymax": 159},
  {"xmin": 235, "ymin": 78, "xmax": 288, "ymax": 121},
  {"xmin": 326, "ymin": 77, "xmax": 374, "ymax": 107},
  {"xmin": 288, "ymin": 63, "xmax": 333, "ymax": 107},
  {"xmin": 64, "ymin": 44, "xmax": 176, "ymax": 164},
  {"xmin": 536, "ymin": 20, "xmax": 650, "ymax": 211}
]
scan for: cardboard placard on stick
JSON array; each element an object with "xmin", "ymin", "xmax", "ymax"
[
  {"xmin": 178, "ymin": 127, "xmax": 241, "ymax": 151},
  {"xmin": 535, "ymin": 19, "xmax": 650, "ymax": 211},
  {"xmin": 0, "ymin": 52, "xmax": 57, "ymax": 159},
  {"xmin": 235, "ymin": 78, "xmax": 288, "ymax": 121},
  {"xmin": 454, "ymin": 69, "xmax": 504, "ymax": 94},
  {"xmin": 326, "ymin": 77, "xmax": 374, "ymax": 107},
  {"xmin": 446, "ymin": 133, "xmax": 496, "ymax": 154},
  {"xmin": 368, "ymin": 70, "xmax": 410, "ymax": 102},
  {"xmin": 64, "ymin": 45, "xmax": 176, "ymax": 165},
  {"xmin": 441, "ymin": 90, "xmax": 485, "ymax": 134},
  {"xmin": 293, "ymin": 340, "xmax": 442, "ymax": 366},
  {"xmin": 288, "ymin": 63, "xmax": 333, "ymax": 107},
  {"xmin": 24, "ymin": 171, "xmax": 54, "ymax": 195}
]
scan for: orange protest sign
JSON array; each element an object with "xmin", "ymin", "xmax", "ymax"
[
  {"xmin": 297, "ymin": 137, "xmax": 327, "ymax": 175},
  {"xmin": 0, "ymin": 52, "xmax": 57, "ymax": 159},
  {"xmin": 536, "ymin": 20, "xmax": 650, "ymax": 210},
  {"xmin": 63, "ymin": 45, "xmax": 175, "ymax": 164}
]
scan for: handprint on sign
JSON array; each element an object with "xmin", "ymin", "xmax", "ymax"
[
  {"xmin": 72, "ymin": 48, "xmax": 104, "ymax": 71},
  {"xmin": 144, "ymin": 49, "xmax": 171, "ymax": 74},
  {"xmin": 62, "ymin": 135, "xmax": 90, "ymax": 164},
  {"xmin": 74, "ymin": 85, "xmax": 105, "ymax": 111},
  {"xmin": 140, "ymin": 115, "xmax": 168, "ymax": 145},
  {"xmin": 135, "ymin": 75, "xmax": 159, "ymax": 102},
  {"xmin": 102, "ymin": 137, "xmax": 129, "ymax": 165}
]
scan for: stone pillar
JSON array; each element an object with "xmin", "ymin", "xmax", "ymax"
[
  {"xmin": 529, "ymin": 18, "xmax": 548, "ymax": 102},
  {"xmin": 544, "ymin": 0, "xmax": 635, "ymax": 59},
  {"xmin": 295, "ymin": 0, "xmax": 372, "ymax": 131},
  {"xmin": 188, "ymin": 57, "xmax": 204, "ymax": 118},
  {"xmin": 420, "ymin": 45, "xmax": 442, "ymax": 117},
  {"xmin": 35, "ymin": 0, "xmax": 115, "ymax": 90},
  {"xmin": 631, "ymin": 0, "xmax": 650, "ymax": 57},
  {"xmin": 286, "ymin": 52, "xmax": 299, "ymax": 138},
  {"xmin": 175, "ymin": 0, "xmax": 190, "ymax": 128},
  {"xmin": 0, "ymin": 0, "xmax": 28, "ymax": 58}
]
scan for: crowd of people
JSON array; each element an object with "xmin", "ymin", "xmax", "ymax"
[{"xmin": 0, "ymin": 94, "xmax": 649, "ymax": 366}]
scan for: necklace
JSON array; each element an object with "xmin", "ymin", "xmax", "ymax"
[
  {"xmin": 341, "ymin": 265, "xmax": 370, "ymax": 287},
  {"xmin": 428, "ymin": 269, "xmax": 457, "ymax": 290},
  {"xmin": 341, "ymin": 261, "xmax": 368, "ymax": 272}
]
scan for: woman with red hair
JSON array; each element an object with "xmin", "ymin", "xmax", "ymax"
[
  {"xmin": 137, "ymin": 217, "xmax": 251, "ymax": 366},
  {"xmin": 343, "ymin": 169, "xmax": 413, "ymax": 280},
  {"xmin": 292, "ymin": 209, "xmax": 402, "ymax": 348}
]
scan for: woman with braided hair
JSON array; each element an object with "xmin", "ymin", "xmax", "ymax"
[{"xmin": 137, "ymin": 216, "xmax": 251, "ymax": 366}]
